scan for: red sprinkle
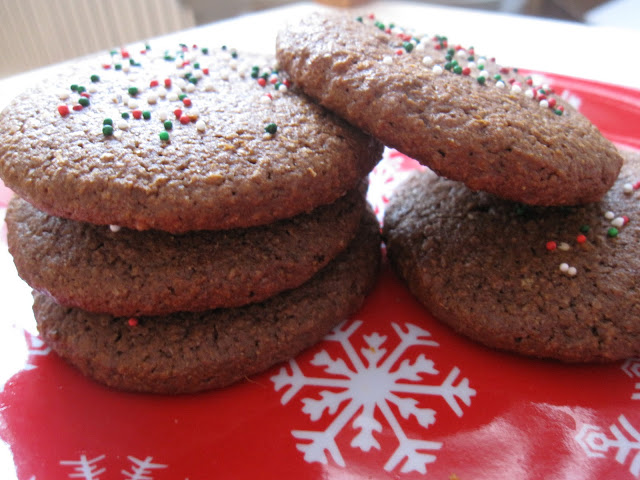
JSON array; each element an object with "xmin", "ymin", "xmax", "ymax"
[
  {"xmin": 164, "ymin": 78, "xmax": 172, "ymax": 88},
  {"xmin": 202, "ymin": 68, "xmax": 209, "ymax": 75},
  {"xmin": 623, "ymin": 215, "xmax": 630, "ymax": 225},
  {"xmin": 462, "ymin": 67, "xmax": 471, "ymax": 76},
  {"xmin": 132, "ymin": 110, "xmax": 142, "ymax": 120},
  {"xmin": 257, "ymin": 77, "xmax": 267, "ymax": 87},
  {"xmin": 395, "ymin": 49, "xmax": 404, "ymax": 55},
  {"xmin": 102, "ymin": 64, "xmax": 112, "ymax": 69},
  {"xmin": 150, "ymin": 79, "xmax": 159, "ymax": 88},
  {"xmin": 632, "ymin": 181, "xmax": 640, "ymax": 190},
  {"xmin": 548, "ymin": 98, "xmax": 557, "ymax": 108},
  {"xmin": 57, "ymin": 105, "xmax": 70, "ymax": 116},
  {"xmin": 180, "ymin": 114, "xmax": 190, "ymax": 125},
  {"xmin": 576, "ymin": 234, "xmax": 587, "ymax": 244},
  {"xmin": 128, "ymin": 318, "xmax": 138, "ymax": 327},
  {"xmin": 80, "ymin": 92, "xmax": 90, "ymax": 98},
  {"xmin": 174, "ymin": 108, "xmax": 183, "ymax": 119},
  {"xmin": 72, "ymin": 104, "xmax": 83, "ymax": 111},
  {"xmin": 546, "ymin": 241, "xmax": 557, "ymax": 251},
  {"xmin": 121, "ymin": 50, "xmax": 130, "ymax": 59},
  {"xmin": 182, "ymin": 98, "xmax": 192, "ymax": 107}
]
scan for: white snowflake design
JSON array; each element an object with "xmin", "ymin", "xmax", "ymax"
[
  {"xmin": 576, "ymin": 415, "xmax": 640, "ymax": 478},
  {"xmin": 271, "ymin": 320, "xmax": 476, "ymax": 474},
  {"xmin": 622, "ymin": 358, "xmax": 640, "ymax": 400},
  {"xmin": 59, "ymin": 455, "xmax": 166, "ymax": 480}
]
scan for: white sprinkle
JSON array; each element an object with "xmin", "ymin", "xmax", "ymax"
[
  {"xmin": 183, "ymin": 66, "xmax": 193, "ymax": 76},
  {"xmin": 495, "ymin": 80, "xmax": 506, "ymax": 88},
  {"xmin": 117, "ymin": 119, "xmax": 129, "ymax": 130},
  {"xmin": 122, "ymin": 64, "xmax": 130, "ymax": 73},
  {"xmin": 167, "ymin": 92, "xmax": 179, "ymax": 102},
  {"xmin": 623, "ymin": 183, "xmax": 634, "ymax": 194},
  {"xmin": 611, "ymin": 217, "xmax": 625, "ymax": 228},
  {"xmin": 567, "ymin": 266, "xmax": 577, "ymax": 277},
  {"xmin": 525, "ymin": 89, "xmax": 535, "ymax": 98},
  {"xmin": 189, "ymin": 108, "xmax": 200, "ymax": 120},
  {"xmin": 203, "ymin": 81, "xmax": 215, "ymax": 92},
  {"xmin": 415, "ymin": 42, "xmax": 426, "ymax": 51},
  {"xmin": 559, "ymin": 263, "xmax": 569, "ymax": 273},
  {"xmin": 193, "ymin": 69, "xmax": 204, "ymax": 79},
  {"xmin": 467, "ymin": 61, "xmax": 476, "ymax": 70},
  {"xmin": 432, "ymin": 65, "xmax": 443, "ymax": 75},
  {"xmin": 511, "ymin": 84, "xmax": 522, "ymax": 93},
  {"xmin": 157, "ymin": 87, "xmax": 168, "ymax": 98},
  {"xmin": 229, "ymin": 59, "xmax": 238, "ymax": 70},
  {"xmin": 456, "ymin": 49, "xmax": 467, "ymax": 58},
  {"xmin": 277, "ymin": 84, "xmax": 288, "ymax": 93},
  {"xmin": 175, "ymin": 79, "xmax": 187, "ymax": 89},
  {"xmin": 147, "ymin": 93, "xmax": 158, "ymax": 105},
  {"xmin": 539, "ymin": 99, "xmax": 549, "ymax": 108},
  {"xmin": 479, "ymin": 70, "xmax": 489, "ymax": 78},
  {"xmin": 260, "ymin": 95, "xmax": 272, "ymax": 104},
  {"xmin": 127, "ymin": 98, "xmax": 139, "ymax": 109},
  {"xmin": 113, "ymin": 130, "xmax": 123, "ymax": 141},
  {"xmin": 382, "ymin": 55, "xmax": 393, "ymax": 65},
  {"xmin": 196, "ymin": 119, "xmax": 206, "ymax": 132},
  {"xmin": 220, "ymin": 71, "xmax": 229, "ymax": 81},
  {"xmin": 186, "ymin": 83, "xmax": 196, "ymax": 93},
  {"xmin": 558, "ymin": 242, "xmax": 571, "ymax": 251},
  {"xmin": 58, "ymin": 91, "xmax": 70, "ymax": 100},
  {"xmin": 158, "ymin": 110, "xmax": 169, "ymax": 121},
  {"xmin": 604, "ymin": 211, "xmax": 615, "ymax": 220},
  {"xmin": 109, "ymin": 225, "xmax": 121, "ymax": 233},
  {"xmin": 88, "ymin": 85, "xmax": 98, "ymax": 94},
  {"xmin": 422, "ymin": 55, "xmax": 433, "ymax": 66}
]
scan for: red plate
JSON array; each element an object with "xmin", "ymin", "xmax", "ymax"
[{"xmin": 1, "ymin": 73, "xmax": 639, "ymax": 480}]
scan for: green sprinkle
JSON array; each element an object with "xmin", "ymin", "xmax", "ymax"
[
  {"xmin": 78, "ymin": 97, "xmax": 89, "ymax": 107},
  {"xmin": 142, "ymin": 110, "xmax": 151, "ymax": 120},
  {"xmin": 477, "ymin": 76, "xmax": 486, "ymax": 85},
  {"xmin": 453, "ymin": 65, "xmax": 463, "ymax": 74},
  {"xmin": 164, "ymin": 120, "xmax": 173, "ymax": 131},
  {"xmin": 189, "ymin": 77, "xmax": 198, "ymax": 85},
  {"xmin": 121, "ymin": 112, "xmax": 130, "ymax": 119},
  {"xmin": 554, "ymin": 109, "xmax": 563, "ymax": 116},
  {"xmin": 356, "ymin": 16, "xmax": 363, "ymax": 22},
  {"xmin": 444, "ymin": 62, "xmax": 454, "ymax": 71},
  {"xmin": 201, "ymin": 47, "xmax": 209, "ymax": 54},
  {"xmin": 164, "ymin": 55, "xmax": 175, "ymax": 61},
  {"xmin": 403, "ymin": 41, "xmax": 414, "ymax": 53},
  {"xmin": 467, "ymin": 55, "xmax": 475, "ymax": 61},
  {"xmin": 128, "ymin": 86, "xmax": 139, "ymax": 96},
  {"xmin": 103, "ymin": 118, "xmax": 113, "ymax": 126},
  {"xmin": 494, "ymin": 74, "xmax": 502, "ymax": 81},
  {"xmin": 70, "ymin": 84, "xmax": 79, "ymax": 92},
  {"xmin": 110, "ymin": 49, "xmax": 118, "ymax": 56},
  {"xmin": 265, "ymin": 123, "xmax": 277, "ymax": 135},
  {"xmin": 159, "ymin": 131, "xmax": 170, "ymax": 141},
  {"xmin": 580, "ymin": 225, "xmax": 590, "ymax": 233},
  {"xmin": 221, "ymin": 45, "xmax": 227, "ymax": 51},
  {"xmin": 114, "ymin": 63, "xmax": 122, "ymax": 70},
  {"xmin": 231, "ymin": 51, "xmax": 238, "ymax": 59},
  {"xmin": 90, "ymin": 74, "xmax": 100, "ymax": 83},
  {"xmin": 102, "ymin": 125, "xmax": 114, "ymax": 136},
  {"xmin": 178, "ymin": 94, "xmax": 187, "ymax": 101},
  {"xmin": 607, "ymin": 227, "xmax": 619, "ymax": 237},
  {"xmin": 193, "ymin": 62, "xmax": 200, "ymax": 69},
  {"xmin": 77, "ymin": 86, "xmax": 86, "ymax": 94}
]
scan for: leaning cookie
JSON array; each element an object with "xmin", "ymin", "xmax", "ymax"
[
  {"xmin": 276, "ymin": 12, "xmax": 622, "ymax": 206},
  {"xmin": 0, "ymin": 45, "xmax": 382, "ymax": 232},
  {"xmin": 7, "ymin": 185, "xmax": 366, "ymax": 317},
  {"xmin": 383, "ymin": 150, "xmax": 640, "ymax": 363},
  {"xmin": 33, "ymin": 209, "xmax": 381, "ymax": 394}
]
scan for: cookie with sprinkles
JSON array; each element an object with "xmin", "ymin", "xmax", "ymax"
[
  {"xmin": 382, "ymin": 149, "xmax": 640, "ymax": 363},
  {"xmin": 0, "ymin": 44, "xmax": 382, "ymax": 232},
  {"xmin": 32, "ymin": 208, "xmax": 381, "ymax": 394},
  {"xmin": 276, "ymin": 11, "xmax": 623, "ymax": 206},
  {"xmin": 6, "ymin": 184, "xmax": 367, "ymax": 317}
]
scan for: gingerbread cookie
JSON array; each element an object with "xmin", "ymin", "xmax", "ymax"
[
  {"xmin": 33, "ymin": 209, "xmax": 381, "ymax": 394},
  {"xmin": 383, "ymin": 150, "xmax": 640, "ymax": 362},
  {"xmin": 0, "ymin": 45, "xmax": 382, "ymax": 232},
  {"xmin": 7, "ymin": 185, "xmax": 366, "ymax": 317},
  {"xmin": 276, "ymin": 12, "xmax": 622, "ymax": 206}
]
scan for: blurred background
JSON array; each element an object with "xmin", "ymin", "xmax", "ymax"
[{"xmin": 0, "ymin": 0, "xmax": 637, "ymax": 78}]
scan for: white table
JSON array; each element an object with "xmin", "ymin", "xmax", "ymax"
[{"xmin": 0, "ymin": 0, "xmax": 638, "ymax": 114}]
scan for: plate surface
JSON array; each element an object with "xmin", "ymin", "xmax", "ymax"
[{"xmin": 0, "ymin": 71, "xmax": 639, "ymax": 480}]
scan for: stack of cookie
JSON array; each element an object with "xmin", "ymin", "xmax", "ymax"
[
  {"xmin": 276, "ymin": 12, "xmax": 639, "ymax": 362},
  {"xmin": 0, "ymin": 44, "xmax": 383, "ymax": 393}
]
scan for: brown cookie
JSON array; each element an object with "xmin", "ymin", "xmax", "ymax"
[
  {"xmin": 33, "ymin": 209, "xmax": 381, "ymax": 394},
  {"xmin": 276, "ymin": 12, "xmax": 622, "ymax": 206},
  {"xmin": 7, "ymin": 185, "xmax": 366, "ymax": 317},
  {"xmin": 383, "ymin": 150, "xmax": 640, "ymax": 362},
  {"xmin": 0, "ymin": 45, "xmax": 382, "ymax": 232}
]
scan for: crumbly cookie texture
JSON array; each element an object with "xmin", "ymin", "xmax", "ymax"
[
  {"xmin": 383, "ymin": 149, "xmax": 640, "ymax": 363},
  {"xmin": 0, "ymin": 44, "xmax": 382, "ymax": 232},
  {"xmin": 277, "ymin": 12, "xmax": 622, "ymax": 206},
  {"xmin": 7, "ymin": 185, "xmax": 366, "ymax": 317},
  {"xmin": 33, "ymin": 209, "xmax": 381, "ymax": 394}
]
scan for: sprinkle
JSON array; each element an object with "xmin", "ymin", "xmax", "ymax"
[
  {"xmin": 276, "ymin": 84, "xmax": 288, "ymax": 93},
  {"xmin": 477, "ymin": 76, "xmax": 486, "ymax": 85},
  {"xmin": 127, "ymin": 318, "xmax": 138, "ymax": 327},
  {"xmin": 607, "ymin": 227, "xmax": 619, "ymax": 237},
  {"xmin": 265, "ymin": 123, "xmax": 277, "ymax": 134},
  {"xmin": 168, "ymin": 92, "xmax": 179, "ymax": 102},
  {"xmin": 159, "ymin": 131, "xmax": 170, "ymax": 141},
  {"xmin": 422, "ymin": 55, "xmax": 433, "ymax": 66},
  {"xmin": 183, "ymin": 98, "xmax": 192, "ymax": 107},
  {"xmin": 539, "ymin": 99, "xmax": 549, "ymax": 108},
  {"xmin": 579, "ymin": 224, "xmax": 590, "ymax": 233},
  {"xmin": 382, "ymin": 55, "xmax": 393, "ymax": 65},
  {"xmin": 142, "ymin": 110, "xmax": 151, "ymax": 120},
  {"xmin": 611, "ymin": 217, "xmax": 625, "ymax": 228},
  {"xmin": 559, "ymin": 263, "xmax": 569, "ymax": 273},
  {"xmin": 495, "ymin": 80, "xmax": 506, "ymax": 88},
  {"xmin": 164, "ymin": 78, "xmax": 172, "ymax": 88},
  {"xmin": 623, "ymin": 183, "xmax": 633, "ymax": 194},
  {"xmin": 128, "ymin": 86, "xmax": 139, "ymax": 96},
  {"xmin": 72, "ymin": 105, "xmax": 84, "ymax": 111},
  {"xmin": 57, "ymin": 105, "xmax": 70, "ymax": 116},
  {"xmin": 432, "ymin": 65, "xmax": 443, "ymax": 75},
  {"xmin": 545, "ymin": 241, "xmax": 557, "ymax": 251},
  {"xmin": 260, "ymin": 94, "xmax": 272, "ymax": 103},
  {"xmin": 576, "ymin": 234, "xmax": 587, "ymax": 244},
  {"xmin": 462, "ymin": 67, "xmax": 471, "ymax": 76},
  {"xmin": 604, "ymin": 211, "xmax": 615, "ymax": 220},
  {"xmin": 164, "ymin": 120, "xmax": 173, "ymax": 131},
  {"xmin": 90, "ymin": 74, "xmax": 100, "ymax": 83},
  {"xmin": 511, "ymin": 84, "xmax": 522, "ymax": 93},
  {"xmin": 117, "ymin": 119, "xmax": 129, "ymax": 130},
  {"xmin": 127, "ymin": 98, "xmax": 139, "ymax": 109},
  {"xmin": 103, "ymin": 118, "xmax": 113, "ymax": 126},
  {"xmin": 109, "ymin": 225, "xmax": 121, "ymax": 232},
  {"xmin": 174, "ymin": 108, "xmax": 183, "ymax": 119},
  {"xmin": 567, "ymin": 266, "xmax": 577, "ymax": 277},
  {"xmin": 132, "ymin": 110, "xmax": 142, "ymax": 120},
  {"xmin": 558, "ymin": 242, "xmax": 571, "ymax": 251},
  {"xmin": 121, "ymin": 112, "xmax": 130, "ymax": 119},
  {"xmin": 102, "ymin": 125, "xmax": 114, "ymax": 136},
  {"xmin": 196, "ymin": 119, "xmax": 206, "ymax": 132},
  {"xmin": 158, "ymin": 110, "xmax": 169, "ymax": 121},
  {"xmin": 147, "ymin": 93, "xmax": 158, "ymax": 105},
  {"xmin": 180, "ymin": 114, "xmax": 191, "ymax": 125}
]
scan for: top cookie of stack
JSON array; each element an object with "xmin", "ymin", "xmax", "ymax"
[
  {"xmin": 276, "ymin": 11, "xmax": 623, "ymax": 206},
  {"xmin": 0, "ymin": 44, "xmax": 381, "ymax": 233}
]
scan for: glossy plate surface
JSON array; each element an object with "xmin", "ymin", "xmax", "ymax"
[{"xmin": 0, "ymin": 72, "xmax": 639, "ymax": 480}]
